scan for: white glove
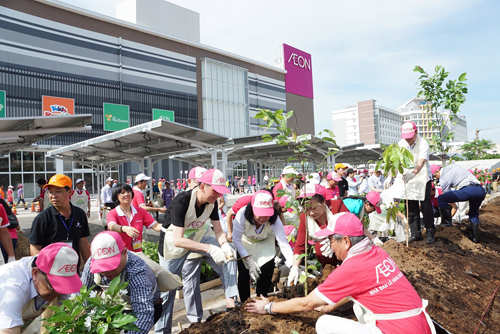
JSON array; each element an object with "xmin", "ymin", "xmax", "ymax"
[
  {"xmin": 372, "ymin": 236, "xmax": 383, "ymax": 246},
  {"xmin": 221, "ymin": 242, "xmax": 237, "ymax": 262},
  {"xmin": 208, "ymin": 245, "xmax": 226, "ymax": 266},
  {"xmin": 287, "ymin": 265, "xmax": 302, "ymax": 286},
  {"xmin": 7, "ymin": 256, "xmax": 16, "ymax": 263},
  {"xmin": 243, "ymin": 257, "xmax": 261, "ymax": 282},
  {"xmin": 383, "ymin": 177, "xmax": 393, "ymax": 189},
  {"xmin": 319, "ymin": 238, "xmax": 334, "ymax": 258},
  {"xmin": 402, "ymin": 173, "xmax": 416, "ymax": 183}
]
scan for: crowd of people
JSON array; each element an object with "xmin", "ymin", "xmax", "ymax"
[{"xmin": 0, "ymin": 120, "xmax": 495, "ymax": 334}]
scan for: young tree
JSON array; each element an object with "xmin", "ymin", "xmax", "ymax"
[
  {"xmin": 460, "ymin": 139, "xmax": 494, "ymax": 160},
  {"xmin": 413, "ymin": 65, "xmax": 468, "ymax": 164}
]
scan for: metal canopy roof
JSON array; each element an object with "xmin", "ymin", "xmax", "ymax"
[
  {"xmin": 47, "ymin": 119, "xmax": 228, "ymax": 165},
  {"xmin": 0, "ymin": 115, "xmax": 92, "ymax": 154}
]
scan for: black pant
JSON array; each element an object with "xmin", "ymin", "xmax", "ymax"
[
  {"xmin": 237, "ymin": 256, "xmax": 275, "ymax": 302},
  {"xmin": 408, "ymin": 180, "xmax": 434, "ymax": 237},
  {"xmin": 16, "ymin": 198, "xmax": 26, "ymax": 206}
]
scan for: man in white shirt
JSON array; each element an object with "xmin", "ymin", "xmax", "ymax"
[
  {"xmin": 0, "ymin": 243, "xmax": 82, "ymax": 333},
  {"xmin": 100, "ymin": 177, "xmax": 115, "ymax": 231},
  {"xmin": 398, "ymin": 121, "xmax": 435, "ymax": 244},
  {"xmin": 367, "ymin": 171, "xmax": 384, "ymax": 193}
]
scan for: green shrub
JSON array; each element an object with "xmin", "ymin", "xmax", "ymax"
[{"xmin": 142, "ymin": 241, "xmax": 159, "ymax": 263}]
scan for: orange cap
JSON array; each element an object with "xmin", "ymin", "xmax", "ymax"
[{"xmin": 44, "ymin": 174, "xmax": 72, "ymax": 189}]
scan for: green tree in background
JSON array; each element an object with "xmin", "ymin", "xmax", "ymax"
[{"xmin": 460, "ymin": 139, "xmax": 494, "ymax": 160}]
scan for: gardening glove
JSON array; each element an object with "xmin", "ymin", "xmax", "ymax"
[
  {"xmin": 7, "ymin": 256, "xmax": 16, "ymax": 263},
  {"xmin": 319, "ymin": 238, "xmax": 334, "ymax": 258},
  {"xmin": 372, "ymin": 236, "xmax": 383, "ymax": 246},
  {"xmin": 287, "ymin": 265, "xmax": 302, "ymax": 286},
  {"xmin": 383, "ymin": 176, "xmax": 393, "ymax": 189},
  {"xmin": 221, "ymin": 242, "xmax": 237, "ymax": 262},
  {"xmin": 402, "ymin": 172, "xmax": 416, "ymax": 183},
  {"xmin": 243, "ymin": 257, "xmax": 261, "ymax": 282},
  {"xmin": 208, "ymin": 244, "xmax": 226, "ymax": 266}
]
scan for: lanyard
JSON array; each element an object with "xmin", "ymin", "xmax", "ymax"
[{"xmin": 59, "ymin": 213, "xmax": 74, "ymax": 240}]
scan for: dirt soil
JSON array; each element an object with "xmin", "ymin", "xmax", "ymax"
[{"xmin": 181, "ymin": 197, "xmax": 500, "ymax": 334}]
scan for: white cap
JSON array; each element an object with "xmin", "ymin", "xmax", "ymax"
[
  {"xmin": 135, "ymin": 173, "xmax": 151, "ymax": 183},
  {"xmin": 75, "ymin": 178, "xmax": 84, "ymax": 185},
  {"xmin": 308, "ymin": 173, "xmax": 321, "ymax": 185},
  {"xmin": 106, "ymin": 177, "xmax": 114, "ymax": 182},
  {"xmin": 282, "ymin": 166, "xmax": 298, "ymax": 175},
  {"xmin": 188, "ymin": 166, "xmax": 207, "ymax": 181}
]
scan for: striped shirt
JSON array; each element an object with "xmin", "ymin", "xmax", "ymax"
[{"xmin": 439, "ymin": 164, "xmax": 479, "ymax": 193}]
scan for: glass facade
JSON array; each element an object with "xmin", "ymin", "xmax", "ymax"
[{"xmin": 202, "ymin": 58, "xmax": 249, "ymax": 138}]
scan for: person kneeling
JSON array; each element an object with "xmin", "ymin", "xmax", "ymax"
[
  {"xmin": 246, "ymin": 213, "xmax": 435, "ymax": 334},
  {"xmin": 81, "ymin": 231, "xmax": 161, "ymax": 334}
]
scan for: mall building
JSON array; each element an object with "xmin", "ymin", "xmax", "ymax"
[{"xmin": 0, "ymin": 0, "xmax": 315, "ymax": 197}]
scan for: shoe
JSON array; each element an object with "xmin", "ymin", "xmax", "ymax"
[
  {"xmin": 226, "ymin": 300, "xmax": 243, "ymax": 312},
  {"xmin": 439, "ymin": 207, "xmax": 453, "ymax": 227},
  {"xmin": 471, "ymin": 223, "xmax": 480, "ymax": 243},
  {"xmin": 426, "ymin": 228, "xmax": 436, "ymax": 244},
  {"xmin": 408, "ymin": 235, "xmax": 423, "ymax": 242}
]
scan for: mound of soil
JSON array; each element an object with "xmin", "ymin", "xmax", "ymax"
[{"xmin": 184, "ymin": 198, "xmax": 500, "ymax": 334}]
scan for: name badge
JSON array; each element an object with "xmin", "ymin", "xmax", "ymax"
[
  {"xmin": 64, "ymin": 240, "xmax": 73, "ymax": 248},
  {"xmin": 132, "ymin": 239, "xmax": 142, "ymax": 250}
]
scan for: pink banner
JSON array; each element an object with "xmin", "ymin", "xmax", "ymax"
[{"xmin": 283, "ymin": 44, "xmax": 313, "ymax": 99}]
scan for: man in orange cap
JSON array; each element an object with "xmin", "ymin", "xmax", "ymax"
[{"xmin": 29, "ymin": 174, "xmax": 91, "ymax": 266}]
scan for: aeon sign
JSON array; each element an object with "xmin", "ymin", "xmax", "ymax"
[{"xmin": 283, "ymin": 44, "xmax": 313, "ymax": 99}]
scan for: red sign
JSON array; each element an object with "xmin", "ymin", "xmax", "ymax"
[
  {"xmin": 283, "ymin": 44, "xmax": 314, "ymax": 99},
  {"xmin": 42, "ymin": 96, "xmax": 75, "ymax": 116}
]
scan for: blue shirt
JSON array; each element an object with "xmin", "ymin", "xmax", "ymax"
[
  {"xmin": 439, "ymin": 164, "xmax": 480, "ymax": 193},
  {"xmin": 81, "ymin": 251, "xmax": 160, "ymax": 334}
]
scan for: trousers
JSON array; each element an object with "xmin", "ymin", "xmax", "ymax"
[
  {"xmin": 154, "ymin": 235, "xmax": 238, "ymax": 334},
  {"xmin": 438, "ymin": 185, "xmax": 485, "ymax": 224},
  {"xmin": 407, "ymin": 180, "xmax": 434, "ymax": 236},
  {"xmin": 237, "ymin": 257, "xmax": 275, "ymax": 302}
]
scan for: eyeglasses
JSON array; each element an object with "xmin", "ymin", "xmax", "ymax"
[{"xmin": 40, "ymin": 270, "xmax": 54, "ymax": 291}]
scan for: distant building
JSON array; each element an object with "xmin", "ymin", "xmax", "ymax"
[{"xmin": 332, "ymin": 97, "xmax": 468, "ymax": 151}]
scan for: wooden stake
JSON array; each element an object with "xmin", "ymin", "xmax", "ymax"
[
  {"xmin": 178, "ymin": 322, "xmax": 183, "ymax": 331},
  {"xmin": 209, "ymin": 309, "xmax": 214, "ymax": 316}
]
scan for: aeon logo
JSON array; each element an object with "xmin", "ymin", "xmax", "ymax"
[{"xmin": 288, "ymin": 53, "xmax": 311, "ymax": 70}]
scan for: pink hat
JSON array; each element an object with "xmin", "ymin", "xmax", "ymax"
[
  {"xmin": 401, "ymin": 121, "xmax": 417, "ymax": 139},
  {"xmin": 467, "ymin": 169, "xmax": 473, "ymax": 174},
  {"xmin": 18, "ymin": 185, "xmax": 23, "ymax": 188},
  {"xmin": 327, "ymin": 172, "xmax": 342, "ymax": 181},
  {"xmin": 36, "ymin": 242, "xmax": 82, "ymax": 294},
  {"xmin": 298, "ymin": 183, "xmax": 325, "ymax": 198},
  {"xmin": 431, "ymin": 165, "xmax": 441, "ymax": 175},
  {"xmin": 278, "ymin": 195, "xmax": 293, "ymax": 213},
  {"xmin": 188, "ymin": 166, "xmax": 207, "ymax": 181},
  {"xmin": 251, "ymin": 191, "xmax": 274, "ymax": 216},
  {"xmin": 315, "ymin": 212, "xmax": 364, "ymax": 238},
  {"xmin": 197, "ymin": 169, "xmax": 230, "ymax": 194},
  {"xmin": 90, "ymin": 231, "xmax": 124, "ymax": 274},
  {"xmin": 366, "ymin": 191, "xmax": 382, "ymax": 214}
]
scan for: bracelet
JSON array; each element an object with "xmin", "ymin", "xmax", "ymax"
[
  {"xmin": 220, "ymin": 241, "xmax": 227, "ymax": 247},
  {"xmin": 120, "ymin": 226, "xmax": 123, "ymax": 233},
  {"xmin": 264, "ymin": 302, "xmax": 276, "ymax": 315}
]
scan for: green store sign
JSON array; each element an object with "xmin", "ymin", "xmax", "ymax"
[
  {"xmin": 0, "ymin": 91, "xmax": 5, "ymax": 118},
  {"xmin": 103, "ymin": 103, "xmax": 130, "ymax": 131},
  {"xmin": 153, "ymin": 109, "xmax": 175, "ymax": 122}
]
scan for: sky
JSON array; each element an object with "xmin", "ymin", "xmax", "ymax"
[{"xmin": 61, "ymin": 0, "xmax": 500, "ymax": 145}]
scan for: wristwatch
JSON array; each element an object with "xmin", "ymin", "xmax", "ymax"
[{"xmin": 264, "ymin": 302, "xmax": 275, "ymax": 315}]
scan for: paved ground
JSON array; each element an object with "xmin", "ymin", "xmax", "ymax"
[{"xmin": 16, "ymin": 192, "xmax": 250, "ymax": 334}]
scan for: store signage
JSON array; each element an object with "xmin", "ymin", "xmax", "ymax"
[
  {"xmin": 103, "ymin": 103, "xmax": 130, "ymax": 131},
  {"xmin": 153, "ymin": 109, "xmax": 175, "ymax": 122},
  {"xmin": 42, "ymin": 96, "xmax": 75, "ymax": 116},
  {"xmin": 283, "ymin": 44, "xmax": 314, "ymax": 99},
  {"xmin": 0, "ymin": 91, "xmax": 5, "ymax": 118}
]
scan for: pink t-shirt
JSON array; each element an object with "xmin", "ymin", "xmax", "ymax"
[
  {"xmin": 323, "ymin": 185, "xmax": 340, "ymax": 201},
  {"xmin": 107, "ymin": 206, "xmax": 156, "ymax": 252},
  {"xmin": 132, "ymin": 188, "xmax": 146, "ymax": 208},
  {"xmin": 0, "ymin": 205, "xmax": 16, "ymax": 239},
  {"xmin": 315, "ymin": 247, "xmax": 432, "ymax": 334},
  {"xmin": 231, "ymin": 195, "xmax": 252, "ymax": 215}
]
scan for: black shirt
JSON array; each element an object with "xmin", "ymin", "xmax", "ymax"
[
  {"xmin": 29, "ymin": 204, "xmax": 90, "ymax": 265},
  {"xmin": 158, "ymin": 190, "xmax": 218, "ymax": 257},
  {"xmin": 338, "ymin": 177, "xmax": 349, "ymax": 197}
]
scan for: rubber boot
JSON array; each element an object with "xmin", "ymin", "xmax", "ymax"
[
  {"xmin": 408, "ymin": 220, "xmax": 422, "ymax": 242},
  {"xmin": 439, "ymin": 207, "xmax": 453, "ymax": 227},
  {"xmin": 471, "ymin": 223, "xmax": 480, "ymax": 243},
  {"xmin": 426, "ymin": 228, "xmax": 436, "ymax": 244}
]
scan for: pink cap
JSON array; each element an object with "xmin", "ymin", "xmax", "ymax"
[
  {"xmin": 327, "ymin": 172, "xmax": 342, "ymax": 181},
  {"xmin": 197, "ymin": 169, "xmax": 230, "ymax": 194},
  {"xmin": 298, "ymin": 183, "xmax": 325, "ymax": 198},
  {"xmin": 188, "ymin": 166, "xmax": 207, "ymax": 181},
  {"xmin": 251, "ymin": 191, "xmax": 274, "ymax": 217},
  {"xmin": 431, "ymin": 165, "xmax": 441, "ymax": 175},
  {"xmin": 36, "ymin": 242, "xmax": 82, "ymax": 294},
  {"xmin": 467, "ymin": 169, "xmax": 473, "ymax": 174},
  {"xmin": 315, "ymin": 212, "xmax": 364, "ymax": 238},
  {"xmin": 278, "ymin": 195, "xmax": 294, "ymax": 213},
  {"xmin": 366, "ymin": 191, "xmax": 382, "ymax": 214},
  {"xmin": 90, "ymin": 231, "xmax": 124, "ymax": 274},
  {"xmin": 401, "ymin": 121, "xmax": 417, "ymax": 139}
]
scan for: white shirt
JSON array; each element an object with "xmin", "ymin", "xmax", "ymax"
[
  {"xmin": 368, "ymin": 175, "xmax": 383, "ymax": 191},
  {"xmin": 0, "ymin": 257, "xmax": 46, "ymax": 329},
  {"xmin": 232, "ymin": 209, "xmax": 293, "ymax": 267},
  {"xmin": 346, "ymin": 177, "xmax": 362, "ymax": 196},
  {"xmin": 101, "ymin": 184, "xmax": 113, "ymax": 204},
  {"xmin": 358, "ymin": 179, "xmax": 370, "ymax": 194},
  {"xmin": 398, "ymin": 136, "xmax": 432, "ymax": 180}
]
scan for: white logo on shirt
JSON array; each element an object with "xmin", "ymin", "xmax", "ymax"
[{"xmin": 375, "ymin": 257, "xmax": 397, "ymax": 284}]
